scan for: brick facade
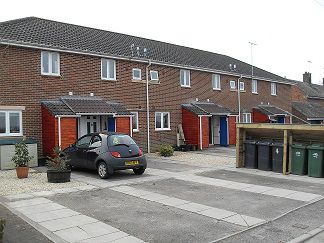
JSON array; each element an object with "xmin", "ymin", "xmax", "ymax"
[{"xmin": 0, "ymin": 44, "xmax": 293, "ymax": 156}]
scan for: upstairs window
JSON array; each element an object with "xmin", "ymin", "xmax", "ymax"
[
  {"xmin": 212, "ymin": 74, "xmax": 221, "ymax": 90},
  {"xmin": 230, "ymin": 80, "xmax": 236, "ymax": 90},
  {"xmin": 150, "ymin": 70, "xmax": 159, "ymax": 82},
  {"xmin": 180, "ymin": 70, "xmax": 190, "ymax": 87},
  {"xmin": 101, "ymin": 59, "xmax": 116, "ymax": 80},
  {"xmin": 155, "ymin": 112, "xmax": 170, "ymax": 130},
  {"xmin": 132, "ymin": 68, "xmax": 142, "ymax": 80},
  {"xmin": 243, "ymin": 113, "xmax": 252, "ymax": 123},
  {"xmin": 239, "ymin": 82, "xmax": 245, "ymax": 91},
  {"xmin": 271, "ymin": 82, "xmax": 277, "ymax": 96},
  {"xmin": 252, "ymin": 80, "xmax": 258, "ymax": 94},
  {"xmin": 0, "ymin": 110, "xmax": 22, "ymax": 136},
  {"xmin": 41, "ymin": 51, "xmax": 60, "ymax": 76}
]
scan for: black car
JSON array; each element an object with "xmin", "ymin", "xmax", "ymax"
[{"xmin": 63, "ymin": 132, "xmax": 147, "ymax": 179}]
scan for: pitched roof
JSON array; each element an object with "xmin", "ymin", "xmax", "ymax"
[
  {"xmin": 296, "ymin": 82, "xmax": 324, "ymax": 99},
  {"xmin": 0, "ymin": 17, "xmax": 290, "ymax": 83},
  {"xmin": 292, "ymin": 102, "xmax": 324, "ymax": 119},
  {"xmin": 182, "ymin": 102, "xmax": 231, "ymax": 116},
  {"xmin": 41, "ymin": 96, "xmax": 130, "ymax": 116},
  {"xmin": 255, "ymin": 105, "xmax": 289, "ymax": 116}
]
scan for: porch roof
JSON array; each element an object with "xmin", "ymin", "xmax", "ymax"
[
  {"xmin": 255, "ymin": 105, "xmax": 289, "ymax": 116},
  {"xmin": 182, "ymin": 102, "xmax": 231, "ymax": 116},
  {"xmin": 41, "ymin": 96, "xmax": 131, "ymax": 116}
]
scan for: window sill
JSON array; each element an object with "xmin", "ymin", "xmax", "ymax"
[
  {"xmin": 133, "ymin": 129, "xmax": 139, "ymax": 133},
  {"xmin": 131, "ymin": 80, "xmax": 160, "ymax": 85},
  {"xmin": 271, "ymin": 94, "xmax": 277, "ymax": 96},
  {"xmin": 181, "ymin": 86, "xmax": 191, "ymax": 88},
  {"xmin": 155, "ymin": 128, "xmax": 171, "ymax": 131},
  {"xmin": 213, "ymin": 88, "xmax": 221, "ymax": 91},
  {"xmin": 0, "ymin": 134, "xmax": 23, "ymax": 137},
  {"xmin": 239, "ymin": 90, "xmax": 246, "ymax": 93},
  {"xmin": 230, "ymin": 89, "xmax": 237, "ymax": 92},
  {"xmin": 252, "ymin": 92, "xmax": 258, "ymax": 95},
  {"xmin": 101, "ymin": 78, "xmax": 117, "ymax": 81},
  {"xmin": 41, "ymin": 73, "xmax": 61, "ymax": 77}
]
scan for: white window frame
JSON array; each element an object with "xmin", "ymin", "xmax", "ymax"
[
  {"xmin": 0, "ymin": 110, "xmax": 23, "ymax": 137},
  {"xmin": 212, "ymin": 74, "xmax": 221, "ymax": 90},
  {"xmin": 132, "ymin": 68, "xmax": 142, "ymax": 80},
  {"xmin": 271, "ymin": 82, "xmax": 277, "ymax": 96},
  {"xmin": 230, "ymin": 80, "xmax": 236, "ymax": 90},
  {"xmin": 41, "ymin": 51, "xmax": 60, "ymax": 76},
  {"xmin": 252, "ymin": 79, "xmax": 258, "ymax": 94},
  {"xmin": 239, "ymin": 81, "xmax": 245, "ymax": 91},
  {"xmin": 131, "ymin": 112, "xmax": 139, "ymax": 132},
  {"xmin": 155, "ymin": 112, "xmax": 171, "ymax": 131},
  {"xmin": 180, "ymin": 70, "xmax": 190, "ymax": 87},
  {"xmin": 150, "ymin": 70, "xmax": 159, "ymax": 82},
  {"xmin": 101, "ymin": 59, "xmax": 116, "ymax": 81},
  {"xmin": 242, "ymin": 113, "xmax": 252, "ymax": 123}
]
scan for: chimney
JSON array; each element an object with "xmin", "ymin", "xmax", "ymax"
[{"xmin": 303, "ymin": 72, "xmax": 312, "ymax": 84}]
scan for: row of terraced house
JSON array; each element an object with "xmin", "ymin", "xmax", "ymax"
[{"xmin": 0, "ymin": 17, "xmax": 323, "ymax": 159}]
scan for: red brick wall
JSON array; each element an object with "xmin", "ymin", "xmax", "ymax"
[
  {"xmin": 60, "ymin": 118, "xmax": 77, "ymax": 150},
  {"xmin": 41, "ymin": 106, "xmax": 57, "ymax": 156},
  {"xmin": 291, "ymin": 85, "xmax": 307, "ymax": 102},
  {"xmin": 228, "ymin": 116, "xmax": 236, "ymax": 145},
  {"xmin": 182, "ymin": 108, "xmax": 199, "ymax": 146},
  {"xmin": 201, "ymin": 116, "xmax": 209, "ymax": 149},
  {"xmin": 0, "ymin": 45, "xmax": 293, "ymax": 155},
  {"xmin": 116, "ymin": 117, "xmax": 131, "ymax": 135},
  {"xmin": 252, "ymin": 108, "xmax": 269, "ymax": 123}
]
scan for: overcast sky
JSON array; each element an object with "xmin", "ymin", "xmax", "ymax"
[{"xmin": 1, "ymin": 0, "xmax": 324, "ymax": 84}]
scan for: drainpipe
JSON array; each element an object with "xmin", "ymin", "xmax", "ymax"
[
  {"xmin": 58, "ymin": 116, "xmax": 61, "ymax": 148},
  {"xmin": 146, "ymin": 60, "xmax": 152, "ymax": 153},
  {"xmin": 237, "ymin": 75, "xmax": 243, "ymax": 122},
  {"xmin": 199, "ymin": 115, "xmax": 203, "ymax": 150}
]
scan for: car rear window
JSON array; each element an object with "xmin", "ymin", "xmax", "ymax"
[{"xmin": 107, "ymin": 135, "xmax": 136, "ymax": 147}]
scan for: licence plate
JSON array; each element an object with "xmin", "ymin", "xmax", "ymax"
[{"xmin": 125, "ymin": 160, "xmax": 139, "ymax": 166}]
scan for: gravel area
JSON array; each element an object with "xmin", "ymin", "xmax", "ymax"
[
  {"xmin": 0, "ymin": 169, "xmax": 86, "ymax": 196},
  {"xmin": 148, "ymin": 151, "xmax": 236, "ymax": 168}
]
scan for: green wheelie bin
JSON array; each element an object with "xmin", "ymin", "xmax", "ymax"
[
  {"xmin": 307, "ymin": 144, "xmax": 324, "ymax": 178},
  {"xmin": 291, "ymin": 143, "xmax": 308, "ymax": 175}
]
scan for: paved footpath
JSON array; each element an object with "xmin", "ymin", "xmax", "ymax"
[{"xmin": 1, "ymin": 156, "xmax": 324, "ymax": 242}]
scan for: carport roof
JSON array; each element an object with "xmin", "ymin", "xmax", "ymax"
[
  {"xmin": 182, "ymin": 102, "xmax": 231, "ymax": 116},
  {"xmin": 41, "ymin": 96, "xmax": 131, "ymax": 116},
  {"xmin": 255, "ymin": 105, "xmax": 289, "ymax": 116}
]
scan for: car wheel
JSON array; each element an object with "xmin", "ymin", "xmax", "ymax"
[
  {"xmin": 98, "ymin": 162, "xmax": 110, "ymax": 179},
  {"xmin": 133, "ymin": 167, "xmax": 145, "ymax": 175}
]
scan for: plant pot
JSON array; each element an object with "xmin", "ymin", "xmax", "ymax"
[
  {"xmin": 47, "ymin": 170, "xmax": 71, "ymax": 183},
  {"xmin": 15, "ymin": 166, "xmax": 29, "ymax": 179}
]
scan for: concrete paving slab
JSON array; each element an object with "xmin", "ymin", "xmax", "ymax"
[
  {"xmin": 197, "ymin": 208, "xmax": 236, "ymax": 220},
  {"xmin": 4, "ymin": 193, "xmax": 34, "ymax": 201},
  {"xmin": 120, "ymin": 189, "xmax": 153, "ymax": 197},
  {"xmin": 78, "ymin": 232, "xmax": 129, "ymax": 243},
  {"xmin": 139, "ymin": 192, "xmax": 171, "ymax": 202},
  {"xmin": 222, "ymin": 214, "xmax": 249, "ymax": 226},
  {"xmin": 111, "ymin": 185, "xmax": 135, "ymax": 192},
  {"xmin": 55, "ymin": 226, "xmax": 90, "ymax": 242},
  {"xmin": 15, "ymin": 202, "xmax": 65, "ymax": 215},
  {"xmin": 39, "ymin": 214, "xmax": 97, "ymax": 231},
  {"xmin": 240, "ymin": 214, "xmax": 265, "ymax": 226},
  {"xmin": 28, "ymin": 208, "xmax": 80, "ymax": 222},
  {"xmin": 175, "ymin": 202, "xmax": 213, "ymax": 213},
  {"xmin": 31, "ymin": 190, "xmax": 57, "ymax": 197},
  {"xmin": 75, "ymin": 185, "xmax": 98, "ymax": 191},
  {"xmin": 157, "ymin": 197, "xmax": 190, "ymax": 207},
  {"xmin": 79, "ymin": 221, "xmax": 119, "ymax": 236},
  {"xmin": 262, "ymin": 188, "xmax": 297, "ymax": 197},
  {"xmin": 241, "ymin": 185, "xmax": 274, "ymax": 193},
  {"xmin": 112, "ymin": 235, "xmax": 145, "ymax": 243},
  {"xmin": 285, "ymin": 192, "xmax": 323, "ymax": 202},
  {"xmin": 52, "ymin": 187, "xmax": 80, "ymax": 194},
  {"xmin": 8, "ymin": 197, "xmax": 52, "ymax": 208}
]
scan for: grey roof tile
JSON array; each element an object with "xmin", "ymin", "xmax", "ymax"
[
  {"xmin": 41, "ymin": 100, "xmax": 74, "ymax": 116},
  {"xmin": 292, "ymin": 102, "xmax": 324, "ymax": 119},
  {"xmin": 193, "ymin": 102, "xmax": 232, "ymax": 115},
  {"xmin": 0, "ymin": 17, "xmax": 291, "ymax": 83},
  {"xmin": 256, "ymin": 105, "xmax": 289, "ymax": 116},
  {"xmin": 296, "ymin": 82, "xmax": 324, "ymax": 99}
]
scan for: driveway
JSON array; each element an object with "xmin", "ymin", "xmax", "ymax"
[{"xmin": 1, "ymin": 150, "xmax": 324, "ymax": 243}]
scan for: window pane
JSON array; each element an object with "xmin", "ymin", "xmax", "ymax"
[
  {"xmin": 163, "ymin": 113, "xmax": 169, "ymax": 129},
  {"xmin": 133, "ymin": 69, "xmax": 141, "ymax": 79},
  {"xmin": 156, "ymin": 113, "xmax": 161, "ymax": 128},
  {"xmin": 151, "ymin": 71, "xmax": 158, "ymax": 80},
  {"xmin": 213, "ymin": 74, "xmax": 220, "ymax": 89},
  {"xmin": 185, "ymin": 71, "xmax": 190, "ymax": 86},
  {"xmin": 9, "ymin": 113, "xmax": 20, "ymax": 133},
  {"xmin": 132, "ymin": 112, "xmax": 138, "ymax": 130},
  {"xmin": 180, "ymin": 70, "xmax": 184, "ymax": 85},
  {"xmin": 51, "ymin": 53, "xmax": 59, "ymax": 74},
  {"xmin": 240, "ymin": 82, "xmax": 244, "ymax": 90},
  {"xmin": 102, "ymin": 59, "xmax": 107, "ymax": 79},
  {"xmin": 0, "ymin": 112, "xmax": 6, "ymax": 133},
  {"xmin": 108, "ymin": 60, "xmax": 115, "ymax": 79},
  {"xmin": 108, "ymin": 135, "xmax": 136, "ymax": 147},
  {"xmin": 42, "ymin": 52, "xmax": 49, "ymax": 73}
]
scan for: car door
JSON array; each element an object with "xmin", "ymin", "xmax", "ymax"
[
  {"xmin": 75, "ymin": 135, "xmax": 93, "ymax": 168},
  {"xmin": 85, "ymin": 135, "xmax": 102, "ymax": 169}
]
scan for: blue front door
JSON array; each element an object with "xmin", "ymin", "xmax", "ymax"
[
  {"xmin": 107, "ymin": 117, "xmax": 116, "ymax": 132},
  {"xmin": 277, "ymin": 116, "xmax": 285, "ymax": 124},
  {"xmin": 220, "ymin": 116, "xmax": 228, "ymax": 146}
]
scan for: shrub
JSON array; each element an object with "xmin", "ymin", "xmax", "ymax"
[
  {"xmin": 46, "ymin": 147, "xmax": 70, "ymax": 172},
  {"xmin": 12, "ymin": 141, "xmax": 33, "ymax": 167},
  {"xmin": 159, "ymin": 144, "xmax": 174, "ymax": 157}
]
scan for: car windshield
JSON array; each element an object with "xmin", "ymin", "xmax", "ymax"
[{"xmin": 107, "ymin": 135, "xmax": 136, "ymax": 147}]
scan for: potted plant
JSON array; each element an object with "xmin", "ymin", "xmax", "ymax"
[
  {"xmin": 46, "ymin": 147, "xmax": 71, "ymax": 183},
  {"xmin": 12, "ymin": 141, "xmax": 33, "ymax": 179}
]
